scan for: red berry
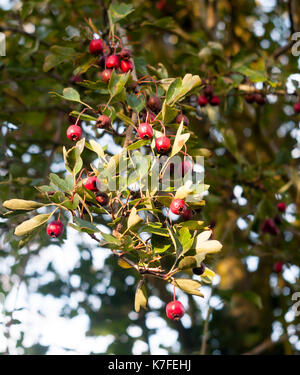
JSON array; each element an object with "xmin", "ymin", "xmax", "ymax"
[
  {"xmin": 277, "ymin": 202, "xmax": 286, "ymax": 213},
  {"xmin": 96, "ymin": 192, "xmax": 109, "ymax": 206},
  {"xmin": 274, "ymin": 261, "xmax": 283, "ymax": 273},
  {"xmin": 84, "ymin": 176, "xmax": 101, "ymax": 192},
  {"xmin": 66, "ymin": 125, "xmax": 82, "ymax": 141},
  {"xmin": 197, "ymin": 95, "xmax": 208, "ymax": 107},
  {"xmin": 46, "ymin": 220, "xmax": 64, "ymax": 238},
  {"xmin": 210, "ymin": 96, "xmax": 220, "ymax": 106},
  {"xmin": 120, "ymin": 60, "xmax": 133, "ymax": 73},
  {"xmin": 96, "ymin": 115, "xmax": 111, "ymax": 129},
  {"xmin": 179, "ymin": 160, "xmax": 192, "ymax": 177},
  {"xmin": 244, "ymin": 94, "xmax": 256, "ymax": 103},
  {"xmin": 294, "ymin": 102, "xmax": 300, "ymax": 114},
  {"xmin": 155, "ymin": 136, "xmax": 171, "ymax": 154},
  {"xmin": 261, "ymin": 218, "xmax": 279, "ymax": 236},
  {"xmin": 183, "ymin": 208, "xmax": 193, "ymax": 220},
  {"xmin": 254, "ymin": 93, "xmax": 267, "ymax": 105},
  {"xmin": 176, "ymin": 114, "xmax": 189, "ymax": 126},
  {"xmin": 101, "ymin": 69, "xmax": 112, "ymax": 83},
  {"xmin": 166, "ymin": 300, "xmax": 185, "ymax": 320},
  {"xmin": 148, "ymin": 96, "xmax": 162, "ymax": 112},
  {"xmin": 170, "ymin": 199, "xmax": 186, "ymax": 215},
  {"xmin": 137, "ymin": 123, "xmax": 153, "ymax": 140},
  {"xmin": 106, "ymin": 55, "xmax": 120, "ymax": 69},
  {"xmin": 119, "ymin": 48, "xmax": 132, "ymax": 60},
  {"xmin": 89, "ymin": 39, "xmax": 104, "ymax": 54},
  {"xmin": 193, "ymin": 262, "xmax": 206, "ymax": 275}
]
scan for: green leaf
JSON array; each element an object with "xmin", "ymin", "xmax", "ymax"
[
  {"xmin": 49, "ymin": 173, "xmax": 73, "ymax": 192},
  {"xmin": 166, "ymin": 74, "xmax": 201, "ymax": 105},
  {"xmin": 178, "ymin": 227, "xmax": 194, "ymax": 254},
  {"xmin": 3, "ymin": 199, "xmax": 44, "ymax": 211},
  {"xmin": 69, "ymin": 111, "xmax": 98, "ymax": 122},
  {"xmin": 89, "ymin": 139, "xmax": 106, "ymax": 159},
  {"xmin": 61, "ymin": 194, "xmax": 79, "ymax": 210},
  {"xmin": 174, "ymin": 278, "xmax": 203, "ymax": 297},
  {"xmin": 127, "ymin": 139, "xmax": 150, "ymax": 151},
  {"xmin": 235, "ymin": 66, "xmax": 268, "ymax": 83},
  {"xmin": 116, "ymin": 111, "xmax": 135, "ymax": 127},
  {"xmin": 62, "ymin": 87, "xmax": 81, "ymax": 102},
  {"xmin": 126, "ymin": 93, "xmax": 145, "ymax": 113},
  {"xmin": 43, "ymin": 47, "xmax": 77, "ymax": 72},
  {"xmin": 72, "ymin": 217, "xmax": 98, "ymax": 234},
  {"xmin": 152, "ymin": 234, "xmax": 171, "ymax": 254},
  {"xmin": 108, "ymin": 2, "xmax": 134, "ymax": 24},
  {"xmin": 140, "ymin": 223, "xmax": 169, "ymax": 237},
  {"xmin": 108, "ymin": 70, "xmax": 130, "ymax": 100},
  {"xmin": 14, "ymin": 213, "xmax": 54, "ymax": 236},
  {"xmin": 179, "ymin": 220, "xmax": 204, "ymax": 230},
  {"xmin": 134, "ymin": 280, "xmax": 148, "ymax": 312},
  {"xmin": 166, "ymin": 222, "xmax": 182, "ymax": 259},
  {"xmin": 171, "ymin": 120, "xmax": 190, "ymax": 157},
  {"xmin": 63, "ymin": 138, "xmax": 85, "ymax": 176},
  {"xmin": 160, "ymin": 100, "xmax": 178, "ymax": 124},
  {"xmin": 21, "ymin": 1, "xmax": 34, "ymax": 20}
]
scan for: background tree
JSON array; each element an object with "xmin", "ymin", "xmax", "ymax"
[{"xmin": 0, "ymin": 0, "xmax": 299, "ymax": 355}]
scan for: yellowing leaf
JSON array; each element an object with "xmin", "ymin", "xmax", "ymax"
[
  {"xmin": 127, "ymin": 207, "xmax": 143, "ymax": 229},
  {"xmin": 118, "ymin": 258, "xmax": 133, "ymax": 269},
  {"xmin": 3, "ymin": 199, "xmax": 44, "ymax": 211},
  {"xmin": 14, "ymin": 213, "xmax": 54, "ymax": 237},
  {"xmin": 174, "ymin": 278, "xmax": 203, "ymax": 297},
  {"xmin": 196, "ymin": 240, "xmax": 223, "ymax": 254},
  {"xmin": 134, "ymin": 280, "xmax": 148, "ymax": 312}
]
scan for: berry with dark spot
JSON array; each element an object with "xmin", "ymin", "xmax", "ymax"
[
  {"xmin": 255, "ymin": 93, "xmax": 267, "ymax": 105},
  {"xmin": 294, "ymin": 102, "xmax": 300, "ymax": 114},
  {"xmin": 119, "ymin": 48, "xmax": 132, "ymax": 60},
  {"xmin": 210, "ymin": 96, "xmax": 220, "ymax": 106},
  {"xmin": 155, "ymin": 136, "xmax": 171, "ymax": 154},
  {"xmin": 137, "ymin": 123, "xmax": 153, "ymax": 139},
  {"xmin": 46, "ymin": 220, "xmax": 64, "ymax": 238},
  {"xmin": 170, "ymin": 199, "xmax": 186, "ymax": 215},
  {"xmin": 96, "ymin": 115, "xmax": 111, "ymax": 129},
  {"xmin": 84, "ymin": 176, "xmax": 101, "ymax": 192},
  {"xmin": 66, "ymin": 125, "xmax": 82, "ymax": 141},
  {"xmin": 197, "ymin": 95, "xmax": 208, "ymax": 107},
  {"xmin": 261, "ymin": 218, "xmax": 279, "ymax": 236},
  {"xmin": 277, "ymin": 202, "xmax": 286, "ymax": 213},
  {"xmin": 274, "ymin": 261, "xmax": 283, "ymax": 273},
  {"xmin": 244, "ymin": 94, "xmax": 256, "ymax": 103},
  {"xmin": 166, "ymin": 300, "xmax": 185, "ymax": 320}
]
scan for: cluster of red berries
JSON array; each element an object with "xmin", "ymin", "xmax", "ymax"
[
  {"xmin": 261, "ymin": 202, "xmax": 286, "ymax": 236},
  {"xmin": 89, "ymin": 38, "xmax": 134, "ymax": 84},
  {"xmin": 198, "ymin": 84, "xmax": 220, "ymax": 107},
  {"xmin": 244, "ymin": 92, "xmax": 267, "ymax": 105},
  {"xmin": 46, "ymin": 176, "xmax": 108, "ymax": 238}
]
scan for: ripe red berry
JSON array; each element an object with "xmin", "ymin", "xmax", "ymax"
[
  {"xmin": 255, "ymin": 93, "xmax": 267, "ymax": 105},
  {"xmin": 261, "ymin": 218, "xmax": 279, "ymax": 236},
  {"xmin": 176, "ymin": 114, "xmax": 189, "ymax": 126},
  {"xmin": 293, "ymin": 102, "xmax": 300, "ymax": 114},
  {"xmin": 96, "ymin": 192, "xmax": 109, "ymax": 206},
  {"xmin": 155, "ymin": 136, "xmax": 171, "ymax": 154},
  {"xmin": 46, "ymin": 220, "xmax": 64, "ymax": 238},
  {"xmin": 148, "ymin": 96, "xmax": 162, "ymax": 112},
  {"xmin": 274, "ymin": 261, "xmax": 283, "ymax": 273},
  {"xmin": 101, "ymin": 69, "xmax": 112, "ymax": 83},
  {"xmin": 210, "ymin": 96, "xmax": 220, "ymax": 106},
  {"xmin": 244, "ymin": 94, "xmax": 256, "ymax": 103},
  {"xmin": 89, "ymin": 39, "xmax": 104, "ymax": 55},
  {"xmin": 137, "ymin": 123, "xmax": 153, "ymax": 139},
  {"xmin": 84, "ymin": 176, "xmax": 101, "ymax": 192},
  {"xmin": 119, "ymin": 48, "xmax": 132, "ymax": 60},
  {"xmin": 277, "ymin": 202, "xmax": 286, "ymax": 213},
  {"xmin": 197, "ymin": 95, "xmax": 208, "ymax": 107},
  {"xmin": 193, "ymin": 262, "xmax": 206, "ymax": 275},
  {"xmin": 66, "ymin": 125, "xmax": 82, "ymax": 141},
  {"xmin": 120, "ymin": 60, "xmax": 133, "ymax": 73},
  {"xmin": 106, "ymin": 54, "xmax": 120, "ymax": 69},
  {"xmin": 96, "ymin": 115, "xmax": 111, "ymax": 129},
  {"xmin": 166, "ymin": 300, "xmax": 185, "ymax": 320},
  {"xmin": 170, "ymin": 199, "xmax": 186, "ymax": 215},
  {"xmin": 183, "ymin": 208, "xmax": 193, "ymax": 220}
]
